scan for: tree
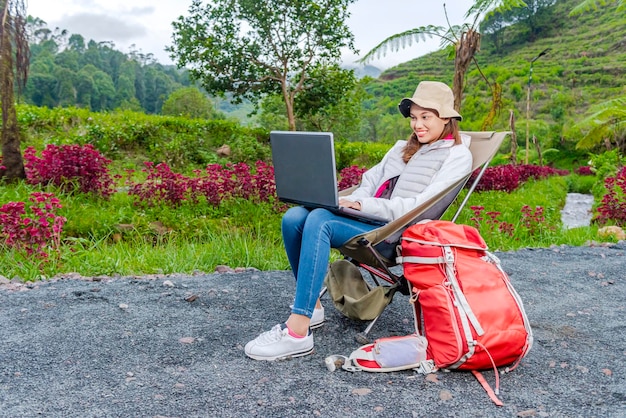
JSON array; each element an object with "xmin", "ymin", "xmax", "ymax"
[
  {"xmin": 0, "ymin": 0, "xmax": 29, "ymax": 182},
  {"xmin": 161, "ymin": 86, "xmax": 220, "ymax": 119},
  {"xmin": 168, "ymin": 0, "xmax": 357, "ymax": 131},
  {"xmin": 293, "ymin": 63, "xmax": 366, "ymax": 138},
  {"xmin": 481, "ymin": 0, "xmax": 557, "ymax": 45},
  {"xmin": 359, "ymin": 0, "xmax": 525, "ymax": 116}
]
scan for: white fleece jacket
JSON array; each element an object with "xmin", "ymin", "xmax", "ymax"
[{"xmin": 343, "ymin": 134, "xmax": 473, "ymax": 221}]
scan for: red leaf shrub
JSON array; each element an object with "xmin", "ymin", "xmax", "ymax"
[
  {"xmin": 129, "ymin": 162, "xmax": 190, "ymax": 206},
  {"xmin": 471, "ymin": 164, "xmax": 568, "ymax": 193},
  {"xmin": 595, "ymin": 166, "xmax": 626, "ymax": 226},
  {"xmin": 24, "ymin": 144, "xmax": 116, "ymax": 198},
  {"xmin": 0, "ymin": 192, "xmax": 67, "ymax": 259},
  {"xmin": 338, "ymin": 165, "xmax": 367, "ymax": 190},
  {"xmin": 129, "ymin": 161, "xmax": 277, "ymax": 207},
  {"xmin": 575, "ymin": 165, "xmax": 594, "ymax": 176},
  {"xmin": 515, "ymin": 164, "xmax": 569, "ymax": 183},
  {"xmin": 472, "ymin": 165, "xmax": 521, "ymax": 192}
]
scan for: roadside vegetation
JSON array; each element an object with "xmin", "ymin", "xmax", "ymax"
[
  {"xmin": 1, "ymin": 0, "xmax": 625, "ymax": 281},
  {"xmin": 1, "ymin": 129, "xmax": 624, "ymax": 281}
]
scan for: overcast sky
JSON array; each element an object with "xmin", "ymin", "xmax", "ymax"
[{"xmin": 26, "ymin": 0, "xmax": 474, "ymax": 69}]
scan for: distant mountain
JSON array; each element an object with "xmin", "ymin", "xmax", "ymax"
[{"xmin": 342, "ymin": 64, "xmax": 382, "ymax": 79}]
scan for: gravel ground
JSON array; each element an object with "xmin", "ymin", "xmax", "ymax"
[{"xmin": 0, "ymin": 241, "xmax": 625, "ymax": 418}]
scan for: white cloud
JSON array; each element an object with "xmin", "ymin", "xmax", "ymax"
[{"xmin": 58, "ymin": 13, "xmax": 147, "ymax": 43}]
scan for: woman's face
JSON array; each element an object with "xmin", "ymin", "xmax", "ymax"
[{"xmin": 409, "ymin": 104, "xmax": 450, "ymax": 144}]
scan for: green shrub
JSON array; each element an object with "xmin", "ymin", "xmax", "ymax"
[
  {"xmin": 566, "ymin": 174, "xmax": 597, "ymax": 194},
  {"xmin": 18, "ymin": 104, "xmax": 270, "ymax": 169}
]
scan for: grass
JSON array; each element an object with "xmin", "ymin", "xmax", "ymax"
[{"xmin": 0, "ymin": 175, "xmax": 613, "ymax": 282}]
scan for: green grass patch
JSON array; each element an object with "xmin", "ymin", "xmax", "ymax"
[{"xmin": 0, "ymin": 176, "xmax": 612, "ymax": 282}]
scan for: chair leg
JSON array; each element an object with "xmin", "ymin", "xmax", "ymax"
[{"xmin": 355, "ymin": 314, "xmax": 380, "ymax": 345}]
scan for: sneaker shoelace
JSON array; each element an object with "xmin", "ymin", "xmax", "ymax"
[{"xmin": 255, "ymin": 324, "xmax": 286, "ymax": 344}]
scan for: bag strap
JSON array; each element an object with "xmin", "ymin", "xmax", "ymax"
[
  {"xmin": 395, "ymin": 255, "xmax": 445, "ymax": 264},
  {"xmin": 472, "ymin": 370, "xmax": 504, "ymax": 406},
  {"xmin": 401, "ymin": 236, "xmax": 487, "ymax": 251},
  {"xmin": 443, "ymin": 246, "xmax": 485, "ymax": 336}
]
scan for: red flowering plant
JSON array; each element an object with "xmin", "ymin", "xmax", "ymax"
[
  {"xmin": 595, "ymin": 166, "xmax": 626, "ymax": 226},
  {"xmin": 469, "ymin": 206, "xmax": 515, "ymax": 237},
  {"xmin": 0, "ymin": 192, "xmax": 67, "ymax": 259},
  {"xmin": 470, "ymin": 204, "xmax": 553, "ymax": 243},
  {"xmin": 24, "ymin": 144, "xmax": 117, "ymax": 198}
]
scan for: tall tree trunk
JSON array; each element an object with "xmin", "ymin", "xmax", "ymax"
[
  {"xmin": 0, "ymin": 0, "xmax": 26, "ymax": 181},
  {"xmin": 509, "ymin": 110, "xmax": 518, "ymax": 165},
  {"xmin": 533, "ymin": 135, "xmax": 542, "ymax": 166}
]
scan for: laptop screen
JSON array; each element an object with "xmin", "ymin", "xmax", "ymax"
[{"xmin": 270, "ymin": 131, "xmax": 339, "ymax": 208}]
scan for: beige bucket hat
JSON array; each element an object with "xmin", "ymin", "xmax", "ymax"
[{"xmin": 398, "ymin": 81, "xmax": 462, "ymax": 120}]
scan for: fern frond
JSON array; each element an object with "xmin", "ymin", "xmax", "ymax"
[
  {"xmin": 569, "ymin": 0, "xmax": 615, "ymax": 16},
  {"xmin": 357, "ymin": 26, "xmax": 448, "ymax": 64},
  {"xmin": 575, "ymin": 96, "xmax": 626, "ymax": 150},
  {"xmin": 465, "ymin": 0, "xmax": 528, "ymax": 21}
]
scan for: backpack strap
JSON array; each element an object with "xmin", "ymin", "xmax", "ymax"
[
  {"xmin": 442, "ymin": 246, "xmax": 485, "ymax": 336},
  {"xmin": 472, "ymin": 370, "xmax": 504, "ymax": 406}
]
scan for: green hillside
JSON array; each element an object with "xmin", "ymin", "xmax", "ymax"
[{"xmin": 361, "ymin": 0, "xmax": 625, "ymax": 165}]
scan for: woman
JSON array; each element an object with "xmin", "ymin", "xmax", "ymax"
[{"xmin": 245, "ymin": 81, "xmax": 473, "ymax": 361}]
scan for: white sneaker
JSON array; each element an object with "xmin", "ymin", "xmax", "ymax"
[
  {"xmin": 310, "ymin": 306, "xmax": 325, "ymax": 329},
  {"xmin": 245, "ymin": 324, "xmax": 314, "ymax": 361},
  {"xmin": 289, "ymin": 305, "xmax": 325, "ymax": 329}
]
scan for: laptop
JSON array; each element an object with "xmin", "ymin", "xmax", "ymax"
[{"xmin": 270, "ymin": 131, "xmax": 390, "ymax": 225}]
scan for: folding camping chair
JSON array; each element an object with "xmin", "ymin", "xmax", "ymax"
[{"xmin": 324, "ymin": 131, "xmax": 509, "ymax": 343}]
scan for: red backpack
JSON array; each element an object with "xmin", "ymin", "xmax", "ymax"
[{"xmin": 398, "ymin": 220, "xmax": 533, "ymax": 405}]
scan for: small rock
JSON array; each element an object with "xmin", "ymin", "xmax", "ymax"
[
  {"xmin": 217, "ymin": 144, "xmax": 231, "ymax": 157},
  {"xmin": 598, "ymin": 226, "xmax": 626, "ymax": 240},
  {"xmin": 215, "ymin": 265, "xmax": 235, "ymax": 273},
  {"xmin": 352, "ymin": 388, "xmax": 372, "ymax": 396},
  {"xmin": 185, "ymin": 294, "xmax": 198, "ymax": 302},
  {"xmin": 163, "ymin": 280, "xmax": 175, "ymax": 287},
  {"xmin": 439, "ymin": 390, "xmax": 453, "ymax": 401}
]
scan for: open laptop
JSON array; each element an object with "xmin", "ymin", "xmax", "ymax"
[{"xmin": 270, "ymin": 131, "xmax": 389, "ymax": 225}]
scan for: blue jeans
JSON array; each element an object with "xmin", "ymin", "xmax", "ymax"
[{"xmin": 282, "ymin": 206, "xmax": 378, "ymax": 319}]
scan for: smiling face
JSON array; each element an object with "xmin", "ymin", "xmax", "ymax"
[{"xmin": 409, "ymin": 104, "xmax": 450, "ymax": 144}]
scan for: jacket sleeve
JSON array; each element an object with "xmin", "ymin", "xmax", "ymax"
[{"xmin": 356, "ymin": 145, "xmax": 473, "ymax": 221}]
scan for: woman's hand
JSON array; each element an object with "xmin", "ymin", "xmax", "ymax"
[{"xmin": 339, "ymin": 199, "xmax": 361, "ymax": 211}]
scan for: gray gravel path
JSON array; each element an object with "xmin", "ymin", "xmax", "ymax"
[{"xmin": 1, "ymin": 242, "xmax": 625, "ymax": 417}]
